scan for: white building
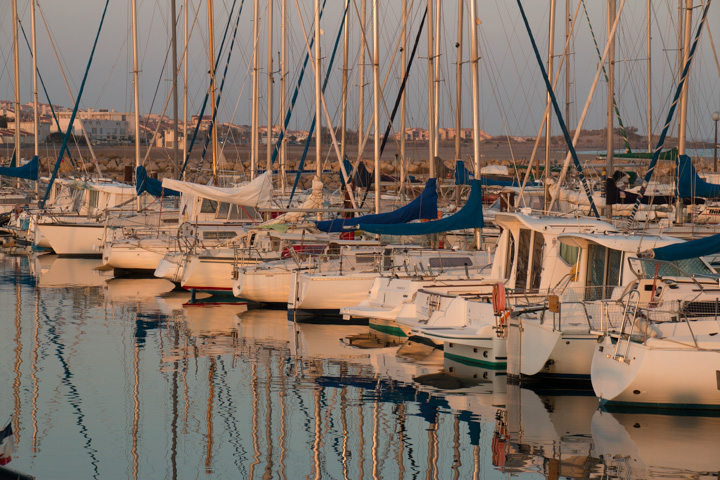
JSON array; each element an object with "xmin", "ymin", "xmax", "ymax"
[{"xmin": 52, "ymin": 109, "xmax": 133, "ymax": 142}]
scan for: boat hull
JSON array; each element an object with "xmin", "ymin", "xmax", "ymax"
[
  {"xmin": 591, "ymin": 334, "xmax": 720, "ymax": 409},
  {"xmin": 37, "ymin": 223, "xmax": 107, "ymax": 256}
]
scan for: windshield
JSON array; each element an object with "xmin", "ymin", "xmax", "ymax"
[{"xmin": 635, "ymin": 257, "xmax": 715, "ymax": 279}]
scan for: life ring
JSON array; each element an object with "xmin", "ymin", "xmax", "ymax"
[{"xmin": 492, "ymin": 282, "xmax": 506, "ymax": 314}]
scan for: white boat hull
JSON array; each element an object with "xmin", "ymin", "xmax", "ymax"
[
  {"xmin": 233, "ymin": 268, "xmax": 291, "ymax": 303},
  {"xmin": 103, "ymin": 239, "xmax": 172, "ymax": 271},
  {"xmin": 37, "ymin": 223, "xmax": 107, "ymax": 256},
  {"xmin": 591, "ymin": 331, "xmax": 720, "ymax": 409},
  {"xmin": 288, "ymin": 271, "xmax": 376, "ymax": 313}
]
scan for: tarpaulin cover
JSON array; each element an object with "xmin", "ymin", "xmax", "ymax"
[
  {"xmin": 455, "ymin": 160, "xmax": 536, "ymax": 187},
  {"xmin": 360, "ymin": 179, "xmax": 484, "ymax": 235},
  {"xmin": 605, "ymin": 178, "xmax": 672, "ymax": 205},
  {"xmin": 0, "ymin": 156, "xmax": 38, "ymax": 180},
  {"xmin": 315, "ymin": 178, "xmax": 438, "ymax": 232},
  {"xmin": 162, "ymin": 172, "xmax": 273, "ymax": 207},
  {"xmin": 649, "ymin": 233, "xmax": 720, "ymax": 262},
  {"xmin": 677, "ymin": 154, "xmax": 720, "ymax": 199},
  {"xmin": 136, "ymin": 165, "xmax": 179, "ymax": 197}
]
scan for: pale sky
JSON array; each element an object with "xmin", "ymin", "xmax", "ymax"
[{"xmin": 1, "ymin": 0, "xmax": 719, "ymax": 143}]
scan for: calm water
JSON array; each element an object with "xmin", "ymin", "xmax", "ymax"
[{"xmin": 0, "ymin": 253, "xmax": 718, "ymax": 479}]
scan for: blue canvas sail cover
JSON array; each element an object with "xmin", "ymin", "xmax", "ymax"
[
  {"xmin": 136, "ymin": 165, "xmax": 180, "ymax": 197},
  {"xmin": 361, "ymin": 179, "xmax": 484, "ymax": 235},
  {"xmin": 0, "ymin": 155, "xmax": 38, "ymax": 181},
  {"xmin": 315, "ymin": 178, "xmax": 438, "ymax": 233},
  {"xmin": 677, "ymin": 154, "xmax": 720, "ymax": 199},
  {"xmin": 648, "ymin": 233, "xmax": 720, "ymax": 262}
]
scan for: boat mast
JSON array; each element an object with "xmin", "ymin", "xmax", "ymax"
[
  {"xmin": 251, "ymin": 0, "xmax": 259, "ymax": 180},
  {"xmin": 372, "ymin": 0, "xmax": 380, "ymax": 213},
  {"xmin": 544, "ymin": 0, "xmax": 556, "ymax": 211},
  {"xmin": 647, "ymin": 0, "xmax": 652, "ymax": 153},
  {"xmin": 171, "ymin": 0, "xmax": 180, "ymax": 178},
  {"xmin": 565, "ymin": 0, "xmax": 571, "ymax": 149},
  {"xmin": 341, "ymin": 0, "xmax": 349, "ymax": 163},
  {"xmin": 184, "ymin": 0, "xmax": 188, "ymax": 180},
  {"xmin": 280, "ymin": 0, "xmax": 287, "ymax": 194},
  {"xmin": 266, "ymin": 0, "xmax": 273, "ymax": 187},
  {"xmin": 470, "ymin": 0, "xmax": 481, "ymax": 249},
  {"xmin": 12, "ymin": 0, "xmax": 21, "ymax": 170},
  {"xmin": 606, "ymin": 0, "xmax": 616, "ymax": 219},
  {"xmin": 131, "ymin": 0, "xmax": 142, "ymax": 211},
  {"xmin": 678, "ymin": 0, "xmax": 691, "ymax": 156},
  {"xmin": 676, "ymin": 0, "xmax": 691, "ymax": 224},
  {"xmin": 433, "ymin": 0, "xmax": 441, "ymax": 159},
  {"xmin": 454, "ymin": 0, "xmax": 463, "ymax": 165},
  {"xmin": 427, "ymin": 0, "xmax": 435, "ymax": 178},
  {"xmin": 314, "ymin": 0, "xmax": 322, "ymax": 220},
  {"xmin": 400, "ymin": 0, "xmax": 407, "ymax": 199},
  {"xmin": 31, "ymin": 0, "xmax": 39, "ymax": 197},
  {"xmin": 208, "ymin": 0, "xmax": 218, "ymax": 185},
  {"xmin": 358, "ymin": 0, "xmax": 367, "ymax": 163}
]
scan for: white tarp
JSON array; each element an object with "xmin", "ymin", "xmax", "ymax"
[
  {"xmin": 162, "ymin": 172, "xmax": 273, "ymax": 208},
  {"xmin": 481, "ymin": 165, "xmax": 509, "ymax": 176},
  {"xmin": 262, "ymin": 176, "xmax": 323, "ymax": 226}
]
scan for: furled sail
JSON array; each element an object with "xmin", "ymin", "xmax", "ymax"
[
  {"xmin": 0, "ymin": 156, "xmax": 38, "ymax": 181},
  {"xmin": 315, "ymin": 178, "xmax": 438, "ymax": 233},
  {"xmin": 645, "ymin": 233, "xmax": 720, "ymax": 262},
  {"xmin": 360, "ymin": 179, "xmax": 484, "ymax": 235},
  {"xmin": 677, "ymin": 155, "xmax": 720, "ymax": 199},
  {"xmin": 135, "ymin": 165, "xmax": 180, "ymax": 197},
  {"xmin": 162, "ymin": 172, "xmax": 273, "ymax": 207}
]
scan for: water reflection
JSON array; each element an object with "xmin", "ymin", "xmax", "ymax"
[
  {"xmin": 1, "ymin": 254, "xmax": 720, "ymax": 479},
  {"xmin": 593, "ymin": 409, "xmax": 720, "ymax": 478}
]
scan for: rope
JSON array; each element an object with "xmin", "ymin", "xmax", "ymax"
[
  {"xmin": 195, "ymin": 0, "xmax": 246, "ymax": 181},
  {"xmin": 40, "ymin": 0, "xmax": 110, "ymax": 208},
  {"xmin": 179, "ymin": 0, "xmax": 240, "ymax": 179},
  {"xmin": 516, "ymin": 0, "xmax": 600, "ymax": 218},
  {"xmin": 580, "ymin": 0, "xmax": 633, "ymax": 154},
  {"xmin": 17, "ymin": 21, "xmax": 74, "ymax": 167},
  {"xmin": 287, "ymin": 0, "xmax": 350, "ymax": 206},
  {"xmin": 625, "ymin": 0, "xmax": 713, "ymax": 230}
]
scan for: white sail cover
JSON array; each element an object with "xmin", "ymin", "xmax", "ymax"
[
  {"xmin": 162, "ymin": 172, "xmax": 273, "ymax": 208},
  {"xmin": 262, "ymin": 176, "xmax": 323, "ymax": 226}
]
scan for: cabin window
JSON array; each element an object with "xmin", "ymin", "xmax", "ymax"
[
  {"xmin": 515, "ymin": 229, "xmax": 532, "ymax": 290},
  {"xmin": 202, "ymin": 231, "xmax": 237, "ymax": 241},
  {"xmin": 88, "ymin": 190, "xmax": 99, "ymax": 210},
  {"xmin": 201, "ymin": 199, "xmax": 217, "ymax": 213},
  {"xmin": 504, "ymin": 232, "xmax": 516, "ymax": 280},
  {"xmin": 428, "ymin": 257, "xmax": 473, "ymax": 268},
  {"xmin": 215, "ymin": 203, "xmax": 230, "ymax": 219},
  {"xmin": 228, "ymin": 205, "xmax": 258, "ymax": 220},
  {"xmin": 529, "ymin": 232, "xmax": 544, "ymax": 290},
  {"xmin": 585, "ymin": 244, "xmax": 623, "ymax": 300},
  {"xmin": 559, "ymin": 243, "xmax": 579, "ymax": 266}
]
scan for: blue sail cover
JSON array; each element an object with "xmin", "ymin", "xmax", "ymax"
[
  {"xmin": 136, "ymin": 165, "xmax": 180, "ymax": 197},
  {"xmin": 315, "ymin": 178, "xmax": 438, "ymax": 233},
  {"xmin": 650, "ymin": 233, "xmax": 720, "ymax": 262},
  {"xmin": 677, "ymin": 155, "xmax": 720, "ymax": 199},
  {"xmin": 361, "ymin": 179, "xmax": 484, "ymax": 235},
  {"xmin": 0, "ymin": 155, "xmax": 38, "ymax": 180}
]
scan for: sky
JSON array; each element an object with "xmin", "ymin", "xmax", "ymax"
[{"xmin": 0, "ymin": 0, "xmax": 719, "ymax": 145}]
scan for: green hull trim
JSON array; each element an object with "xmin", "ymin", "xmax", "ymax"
[
  {"xmin": 368, "ymin": 322, "xmax": 408, "ymax": 338},
  {"xmin": 445, "ymin": 352, "xmax": 507, "ymax": 370}
]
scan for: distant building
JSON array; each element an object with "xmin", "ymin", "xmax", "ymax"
[
  {"xmin": 156, "ymin": 129, "xmax": 186, "ymax": 149},
  {"xmin": 396, "ymin": 127, "xmax": 489, "ymax": 142},
  {"xmin": 52, "ymin": 108, "xmax": 132, "ymax": 142}
]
